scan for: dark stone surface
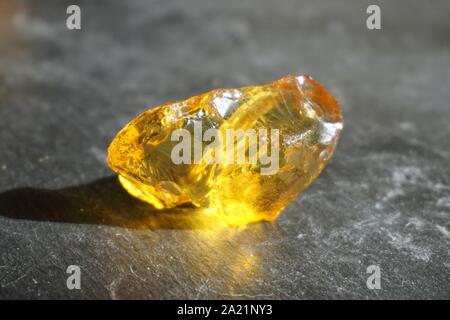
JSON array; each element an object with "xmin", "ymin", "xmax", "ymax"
[{"xmin": 0, "ymin": 0, "xmax": 449, "ymax": 299}]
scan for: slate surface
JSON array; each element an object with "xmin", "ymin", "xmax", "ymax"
[{"xmin": 0, "ymin": 0, "xmax": 449, "ymax": 299}]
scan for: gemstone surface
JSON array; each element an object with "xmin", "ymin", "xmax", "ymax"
[{"xmin": 107, "ymin": 74, "xmax": 343, "ymax": 226}]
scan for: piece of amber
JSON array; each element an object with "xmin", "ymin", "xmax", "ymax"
[{"xmin": 107, "ymin": 74, "xmax": 343, "ymax": 226}]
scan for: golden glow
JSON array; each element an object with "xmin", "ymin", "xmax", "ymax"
[{"xmin": 108, "ymin": 74, "xmax": 342, "ymax": 226}]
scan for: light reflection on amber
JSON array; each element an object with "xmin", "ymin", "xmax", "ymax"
[{"xmin": 107, "ymin": 74, "xmax": 342, "ymax": 227}]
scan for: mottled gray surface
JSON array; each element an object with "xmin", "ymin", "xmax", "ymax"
[{"xmin": 0, "ymin": 0, "xmax": 449, "ymax": 299}]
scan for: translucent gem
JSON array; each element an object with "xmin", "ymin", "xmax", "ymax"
[{"xmin": 107, "ymin": 74, "xmax": 343, "ymax": 226}]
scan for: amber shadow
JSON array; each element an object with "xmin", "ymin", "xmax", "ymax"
[{"xmin": 0, "ymin": 176, "xmax": 234, "ymax": 230}]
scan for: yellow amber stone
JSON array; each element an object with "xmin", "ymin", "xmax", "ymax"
[{"xmin": 107, "ymin": 74, "xmax": 343, "ymax": 226}]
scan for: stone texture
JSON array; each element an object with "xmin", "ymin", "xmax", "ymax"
[{"xmin": 0, "ymin": 0, "xmax": 449, "ymax": 299}]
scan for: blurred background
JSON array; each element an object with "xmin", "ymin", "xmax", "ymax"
[{"xmin": 0, "ymin": 0, "xmax": 449, "ymax": 299}]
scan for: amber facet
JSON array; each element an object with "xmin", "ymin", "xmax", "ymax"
[{"xmin": 107, "ymin": 74, "xmax": 343, "ymax": 226}]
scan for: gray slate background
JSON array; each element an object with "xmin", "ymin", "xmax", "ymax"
[{"xmin": 0, "ymin": 0, "xmax": 449, "ymax": 299}]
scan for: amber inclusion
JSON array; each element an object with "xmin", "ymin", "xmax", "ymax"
[{"xmin": 107, "ymin": 74, "xmax": 343, "ymax": 226}]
